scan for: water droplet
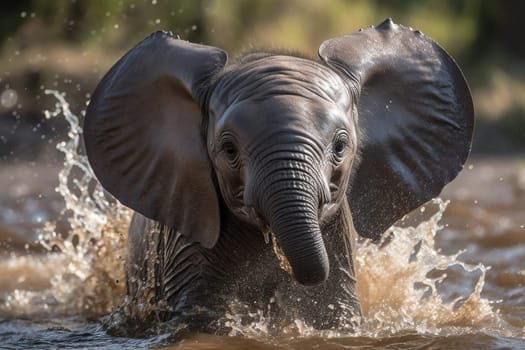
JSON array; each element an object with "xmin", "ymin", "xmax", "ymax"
[
  {"xmin": 263, "ymin": 229, "xmax": 270, "ymax": 244},
  {"xmin": 155, "ymin": 18, "xmax": 161, "ymax": 24},
  {"xmin": 0, "ymin": 89, "xmax": 17, "ymax": 108},
  {"xmin": 468, "ymin": 164, "xmax": 474, "ymax": 170},
  {"xmin": 191, "ymin": 25, "xmax": 197, "ymax": 31},
  {"xmin": 20, "ymin": 11, "xmax": 27, "ymax": 18}
]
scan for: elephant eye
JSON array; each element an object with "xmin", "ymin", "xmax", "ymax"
[
  {"xmin": 222, "ymin": 141, "xmax": 239, "ymax": 163},
  {"xmin": 334, "ymin": 140, "xmax": 346, "ymax": 157},
  {"xmin": 332, "ymin": 131, "xmax": 349, "ymax": 160}
]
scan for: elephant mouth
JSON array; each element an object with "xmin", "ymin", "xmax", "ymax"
[{"xmin": 234, "ymin": 206, "xmax": 294, "ymax": 278}]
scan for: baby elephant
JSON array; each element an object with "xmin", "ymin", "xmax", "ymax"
[{"xmin": 84, "ymin": 19, "xmax": 473, "ymax": 335}]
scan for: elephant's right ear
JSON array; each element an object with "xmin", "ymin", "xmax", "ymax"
[
  {"xmin": 84, "ymin": 32, "xmax": 227, "ymax": 248},
  {"xmin": 319, "ymin": 19, "xmax": 474, "ymax": 241}
]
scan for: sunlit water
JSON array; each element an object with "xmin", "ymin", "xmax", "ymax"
[{"xmin": 0, "ymin": 91, "xmax": 524, "ymax": 349}]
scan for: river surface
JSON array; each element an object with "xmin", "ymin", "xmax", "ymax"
[{"xmin": 0, "ymin": 92, "xmax": 524, "ymax": 349}]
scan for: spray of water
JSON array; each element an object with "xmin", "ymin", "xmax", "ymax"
[
  {"xmin": 2, "ymin": 90, "xmax": 131, "ymax": 318},
  {"xmin": 354, "ymin": 199, "xmax": 503, "ymax": 337},
  {"xmin": 1, "ymin": 91, "xmax": 512, "ymax": 339}
]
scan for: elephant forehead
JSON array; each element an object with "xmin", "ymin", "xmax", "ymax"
[
  {"xmin": 214, "ymin": 95, "xmax": 351, "ymax": 145},
  {"xmin": 210, "ymin": 55, "xmax": 351, "ymax": 114}
]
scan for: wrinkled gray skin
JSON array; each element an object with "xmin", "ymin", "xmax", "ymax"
[{"xmin": 84, "ymin": 19, "xmax": 474, "ymax": 336}]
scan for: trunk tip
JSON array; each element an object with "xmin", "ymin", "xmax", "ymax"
[{"xmin": 293, "ymin": 261, "xmax": 329, "ymax": 286}]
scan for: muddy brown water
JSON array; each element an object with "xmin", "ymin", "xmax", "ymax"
[{"xmin": 0, "ymin": 93, "xmax": 524, "ymax": 349}]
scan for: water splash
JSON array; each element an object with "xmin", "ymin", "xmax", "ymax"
[
  {"xmin": 355, "ymin": 199, "xmax": 503, "ymax": 337},
  {"xmin": 1, "ymin": 90, "xmax": 131, "ymax": 318}
]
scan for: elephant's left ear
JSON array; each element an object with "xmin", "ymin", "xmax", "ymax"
[
  {"xmin": 319, "ymin": 19, "xmax": 474, "ymax": 240},
  {"xmin": 84, "ymin": 32, "xmax": 227, "ymax": 248}
]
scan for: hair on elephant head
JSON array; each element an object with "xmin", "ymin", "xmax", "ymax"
[{"xmin": 84, "ymin": 19, "xmax": 473, "ymax": 288}]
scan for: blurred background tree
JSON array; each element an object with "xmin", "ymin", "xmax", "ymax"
[{"xmin": 0, "ymin": 0, "xmax": 524, "ymax": 163}]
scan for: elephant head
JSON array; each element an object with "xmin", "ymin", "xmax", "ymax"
[{"xmin": 84, "ymin": 19, "xmax": 473, "ymax": 286}]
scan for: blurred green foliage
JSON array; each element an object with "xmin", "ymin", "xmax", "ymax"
[
  {"xmin": 0, "ymin": 0, "xmax": 524, "ymax": 155},
  {"xmin": 2, "ymin": 0, "xmax": 524, "ymax": 59}
]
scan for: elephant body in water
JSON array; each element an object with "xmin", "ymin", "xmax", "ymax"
[{"xmin": 84, "ymin": 19, "xmax": 474, "ymax": 335}]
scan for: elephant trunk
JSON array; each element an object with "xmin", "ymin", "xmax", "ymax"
[
  {"xmin": 267, "ymin": 191, "xmax": 329, "ymax": 285},
  {"xmin": 248, "ymin": 156, "xmax": 330, "ymax": 285}
]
